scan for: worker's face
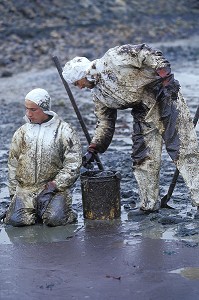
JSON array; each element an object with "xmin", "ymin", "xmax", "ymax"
[
  {"xmin": 74, "ymin": 78, "xmax": 95, "ymax": 89},
  {"xmin": 25, "ymin": 100, "xmax": 49, "ymax": 124}
]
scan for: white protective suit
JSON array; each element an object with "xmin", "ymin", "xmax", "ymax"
[
  {"xmin": 5, "ymin": 111, "xmax": 82, "ymax": 226},
  {"xmin": 63, "ymin": 44, "xmax": 199, "ymax": 211}
]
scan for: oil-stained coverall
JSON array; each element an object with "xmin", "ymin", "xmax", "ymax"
[
  {"xmin": 5, "ymin": 89, "xmax": 82, "ymax": 226},
  {"xmin": 62, "ymin": 44, "xmax": 199, "ymax": 212}
]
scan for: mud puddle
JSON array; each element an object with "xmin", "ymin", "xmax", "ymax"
[
  {"xmin": 169, "ymin": 267, "xmax": 199, "ymax": 280},
  {"xmin": 121, "ymin": 205, "xmax": 199, "ymax": 245},
  {"xmin": 0, "ymin": 223, "xmax": 84, "ymax": 245},
  {"xmin": 1, "ymin": 205, "xmax": 198, "ymax": 245}
]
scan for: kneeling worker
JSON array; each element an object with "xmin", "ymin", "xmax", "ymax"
[{"xmin": 5, "ymin": 88, "xmax": 82, "ymax": 226}]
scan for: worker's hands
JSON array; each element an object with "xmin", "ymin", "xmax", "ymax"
[
  {"xmin": 44, "ymin": 181, "xmax": 57, "ymax": 193},
  {"xmin": 156, "ymin": 66, "xmax": 173, "ymax": 87},
  {"xmin": 82, "ymin": 151, "xmax": 95, "ymax": 169},
  {"xmin": 156, "ymin": 66, "xmax": 171, "ymax": 78},
  {"xmin": 82, "ymin": 143, "xmax": 98, "ymax": 169}
]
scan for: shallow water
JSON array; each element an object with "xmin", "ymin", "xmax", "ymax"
[
  {"xmin": 0, "ymin": 223, "xmax": 83, "ymax": 245},
  {"xmin": 169, "ymin": 267, "xmax": 199, "ymax": 280}
]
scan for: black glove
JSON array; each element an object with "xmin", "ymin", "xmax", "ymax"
[
  {"xmin": 37, "ymin": 182, "xmax": 58, "ymax": 218},
  {"xmin": 82, "ymin": 151, "xmax": 95, "ymax": 169}
]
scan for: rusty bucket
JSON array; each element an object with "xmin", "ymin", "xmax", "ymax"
[{"xmin": 80, "ymin": 170, "xmax": 121, "ymax": 220}]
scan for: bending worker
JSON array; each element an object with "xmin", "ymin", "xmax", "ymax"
[
  {"xmin": 62, "ymin": 43, "xmax": 199, "ymax": 217},
  {"xmin": 5, "ymin": 88, "xmax": 82, "ymax": 226}
]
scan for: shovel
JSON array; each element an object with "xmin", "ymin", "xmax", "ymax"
[
  {"xmin": 161, "ymin": 105, "xmax": 199, "ymax": 208},
  {"xmin": 52, "ymin": 56, "xmax": 104, "ymax": 171}
]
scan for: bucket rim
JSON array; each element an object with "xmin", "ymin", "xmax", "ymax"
[{"xmin": 80, "ymin": 170, "xmax": 121, "ymax": 179}]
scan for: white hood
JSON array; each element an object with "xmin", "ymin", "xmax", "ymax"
[
  {"xmin": 25, "ymin": 88, "xmax": 51, "ymax": 113},
  {"xmin": 62, "ymin": 57, "xmax": 93, "ymax": 83}
]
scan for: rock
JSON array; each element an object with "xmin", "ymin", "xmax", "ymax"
[{"xmin": 1, "ymin": 70, "xmax": 13, "ymax": 77}]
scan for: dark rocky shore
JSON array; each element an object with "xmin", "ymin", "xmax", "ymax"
[{"xmin": 0, "ymin": 0, "xmax": 198, "ymax": 77}]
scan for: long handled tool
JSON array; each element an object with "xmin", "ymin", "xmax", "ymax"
[
  {"xmin": 52, "ymin": 55, "xmax": 104, "ymax": 171},
  {"xmin": 161, "ymin": 105, "xmax": 199, "ymax": 208}
]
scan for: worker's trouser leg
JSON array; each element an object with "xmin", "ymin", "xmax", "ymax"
[
  {"xmin": 5, "ymin": 186, "xmax": 77, "ymax": 227},
  {"xmin": 131, "ymin": 102, "xmax": 163, "ymax": 211},
  {"xmin": 5, "ymin": 188, "xmax": 36, "ymax": 226},
  {"xmin": 174, "ymin": 92, "xmax": 199, "ymax": 206},
  {"xmin": 131, "ymin": 83, "xmax": 199, "ymax": 210},
  {"xmin": 157, "ymin": 85, "xmax": 199, "ymax": 207}
]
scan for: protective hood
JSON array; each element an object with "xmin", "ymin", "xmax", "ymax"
[
  {"xmin": 25, "ymin": 88, "xmax": 51, "ymax": 112},
  {"xmin": 62, "ymin": 57, "xmax": 93, "ymax": 83}
]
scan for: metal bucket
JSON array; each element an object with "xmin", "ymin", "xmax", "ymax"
[{"xmin": 80, "ymin": 170, "xmax": 121, "ymax": 220}]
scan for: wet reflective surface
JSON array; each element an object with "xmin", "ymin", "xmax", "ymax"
[
  {"xmin": 169, "ymin": 267, "xmax": 199, "ymax": 280},
  {"xmin": 0, "ymin": 219, "xmax": 199, "ymax": 300},
  {"xmin": 1, "ymin": 38, "xmax": 199, "ymax": 299},
  {"xmin": 0, "ymin": 223, "xmax": 83, "ymax": 244}
]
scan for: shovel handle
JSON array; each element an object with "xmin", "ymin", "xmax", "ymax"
[
  {"xmin": 52, "ymin": 56, "xmax": 104, "ymax": 171},
  {"xmin": 193, "ymin": 105, "xmax": 199, "ymax": 127}
]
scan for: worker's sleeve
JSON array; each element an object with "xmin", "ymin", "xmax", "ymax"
[
  {"xmin": 135, "ymin": 44, "xmax": 171, "ymax": 70},
  {"xmin": 135, "ymin": 44, "xmax": 174, "ymax": 87},
  {"xmin": 8, "ymin": 128, "xmax": 23, "ymax": 196},
  {"xmin": 112, "ymin": 44, "xmax": 172, "ymax": 87},
  {"xmin": 113, "ymin": 44, "xmax": 170, "ymax": 71},
  {"xmin": 90, "ymin": 96, "xmax": 117, "ymax": 153},
  {"xmin": 54, "ymin": 125, "xmax": 82, "ymax": 191}
]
